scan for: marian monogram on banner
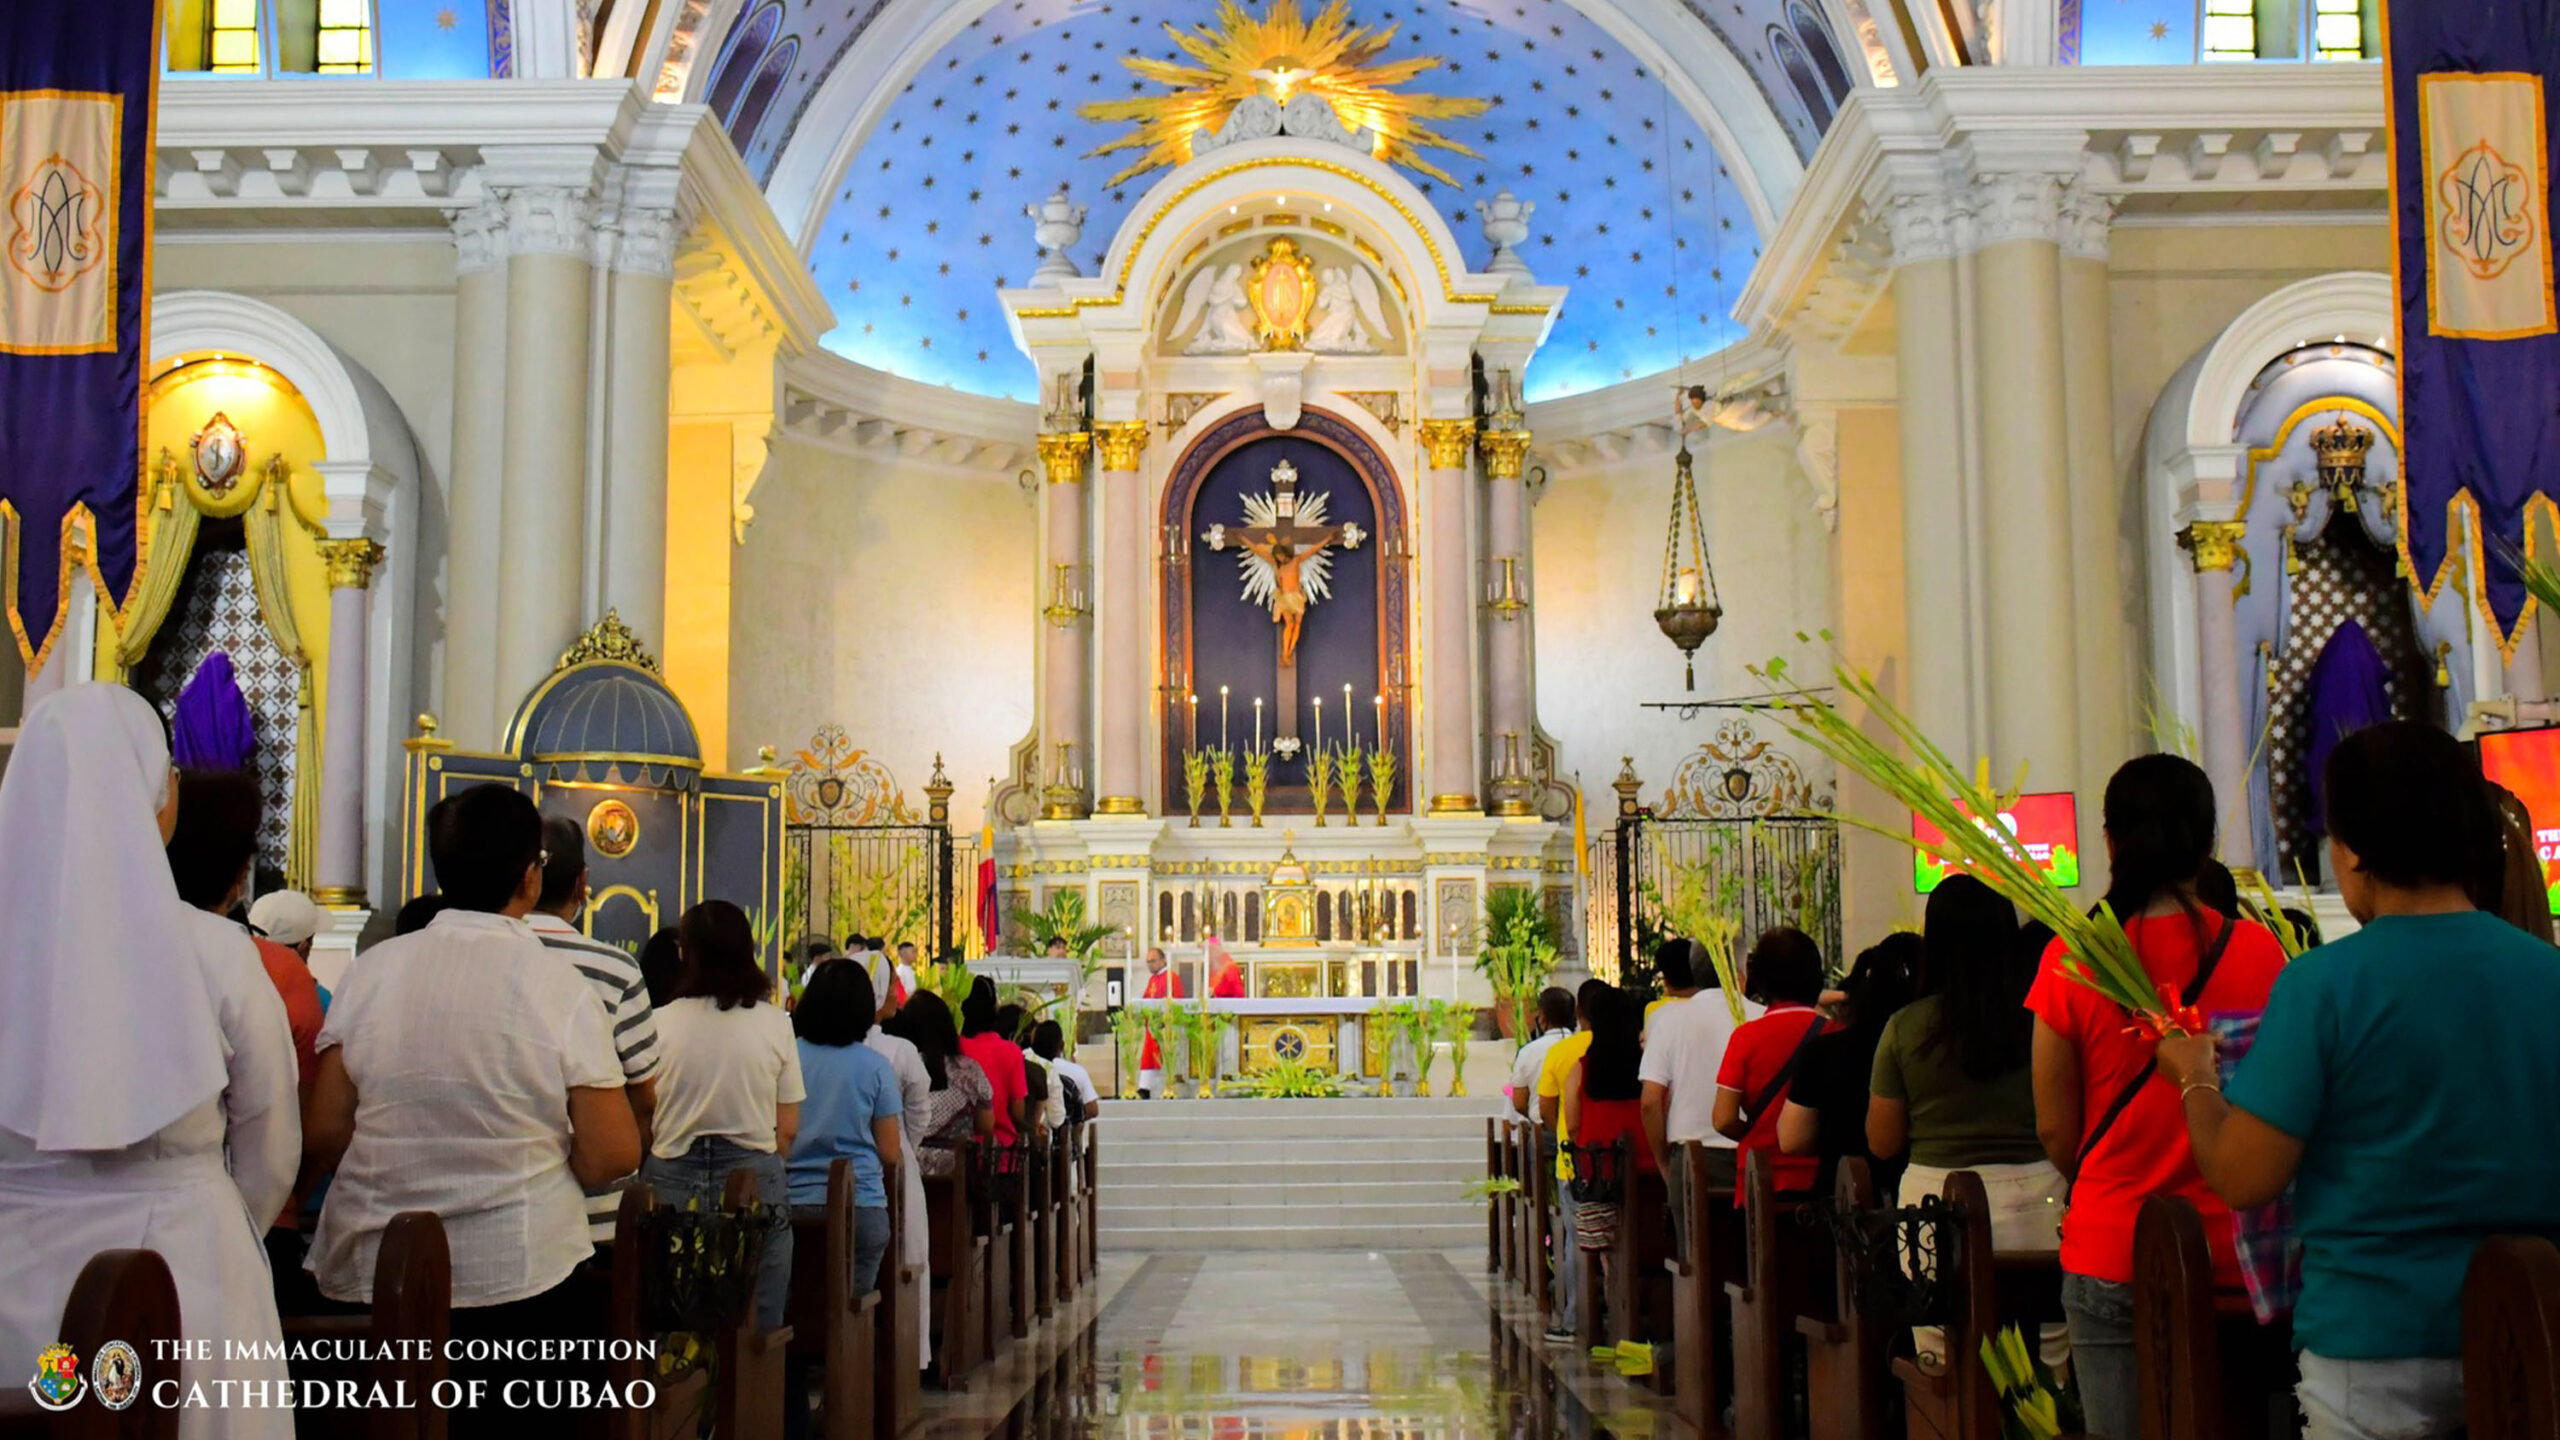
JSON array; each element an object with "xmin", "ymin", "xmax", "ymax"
[
  {"xmin": 2420, "ymin": 72, "xmax": 2557, "ymax": 341},
  {"xmin": 0, "ymin": 91, "xmax": 120, "ymax": 355}
]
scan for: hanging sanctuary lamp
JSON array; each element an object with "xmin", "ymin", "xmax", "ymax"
[{"xmin": 1654, "ymin": 422, "xmax": 1722, "ymax": 691}]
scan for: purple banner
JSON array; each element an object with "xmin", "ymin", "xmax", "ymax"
[
  {"xmin": 2388, "ymin": 0, "xmax": 2560, "ymax": 648},
  {"xmin": 0, "ymin": 0, "xmax": 156, "ymax": 670}
]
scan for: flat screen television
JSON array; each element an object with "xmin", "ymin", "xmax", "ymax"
[
  {"xmin": 2477, "ymin": 725, "xmax": 2560, "ymax": 916},
  {"xmin": 1913, "ymin": 793, "xmax": 2082, "ymax": 894}
]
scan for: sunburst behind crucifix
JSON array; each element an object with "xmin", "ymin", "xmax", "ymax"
[{"xmin": 1079, "ymin": 0, "xmax": 1489, "ymax": 187}]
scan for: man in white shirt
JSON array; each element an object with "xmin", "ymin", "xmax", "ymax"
[
  {"xmin": 528, "ymin": 816, "xmax": 661, "ymax": 1249},
  {"xmin": 1035, "ymin": 1020, "xmax": 1100, "ymax": 1121},
  {"xmin": 1508, "ymin": 987, "xmax": 1575, "ymax": 1119},
  {"xmin": 1639, "ymin": 938, "xmax": 1760, "ymax": 1227},
  {"xmin": 305, "ymin": 785, "xmax": 639, "ymax": 1359}
]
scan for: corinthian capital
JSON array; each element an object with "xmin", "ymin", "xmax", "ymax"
[
  {"xmin": 1876, "ymin": 191, "xmax": 1970, "ymax": 267},
  {"xmin": 1095, "ymin": 420, "xmax": 1149, "ymax": 472},
  {"xmin": 450, "ymin": 197, "xmax": 508, "ymax": 277},
  {"xmin": 2060, "ymin": 182, "xmax": 2116, "ymax": 263},
  {"xmin": 614, "ymin": 206, "xmax": 680, "ymax": 278},
  {"xmin": 498, "ymin": 185, "xmax": 595, "ymax": 260},
  {"xmin": 1967, "ymin": 172, "xmax": 2070, "ymax": 250},
  {"xmin": 1418, "ymin": 417, "xmax": 1475, "ymax": 469}
]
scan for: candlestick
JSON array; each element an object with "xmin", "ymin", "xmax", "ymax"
[
  {"xmin": 1188, "ymin": 693, "xmax": 1199, "ymax": 751},
  {"xmin": 1253, "ymin": 697, "xmax": 1263, "ymax": 753},
  {"xmin": 1313, "ymin": 696, "xmax": 1323, "ymax": 751},
  {"xmin": 1220, "ymin": 685, "xmax": 1230, "ymax": 751},
  {"xmin": 1343, "ymin": 684, "xmax": 1354, "ymax": 739},
  {"xmin": 1373, "ymin": 693, "xmax": 1385, "ymax": 747}
]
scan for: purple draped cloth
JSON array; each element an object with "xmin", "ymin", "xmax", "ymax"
[
  {"xmin": 2304, "ymin": 620, "xmax": 2393, "ymax": 835},
  {"xmin": 172, "ymin": 652, "xmax": 257, "ymax": 772}
]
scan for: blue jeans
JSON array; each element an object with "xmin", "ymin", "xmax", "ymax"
[
  {"xmin": 791, "ymin": 1202, "xmax": 894, "ymax": 1297},
  {"xmin": 643, "ymin": 1137, "xmax": 792, "ymax": 1333},
  {"xmin": 2297, "ymin": 1354, "xmax": 2466, "ymax": 1440},
  {"xmin": 2061, "ymin": 1272, "xmax": 2137, "ymax": 1440}
]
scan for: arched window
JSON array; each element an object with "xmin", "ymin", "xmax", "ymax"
[
  {"xmin": 1157, "ymin": 892, "xmax": 1175, "ymax": 945},
  {"xmin": 1244, "ymin": 893, "xmax": 1262, "ymax": 943},
  {"xmin": 704, "ymin": 1, "xmax": 780, "ymax": 121},
  {"xmin": 727, "ymin": 35, "xmax": 798, "ymax": 153},
  {"xmin": 1788, "ymin": 2, "xmax": 1856, "ymax": 100},
  {"xmin": 1767, "ymin": 27, "xmax": 1835, "ymax": 130},
  {"xmin": 1317, "ymin": 892, "xmax": 1334, "ymax": 943}
]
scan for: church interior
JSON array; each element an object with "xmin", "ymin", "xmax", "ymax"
[{"xmin": 9, "ymin": 0, "xmax": 2560, "ymax": 1436}]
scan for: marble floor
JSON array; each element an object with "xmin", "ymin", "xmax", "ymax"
[{"xmin": 904, "ymin": 1250, "xmax": 1681, "ymax": 1439}]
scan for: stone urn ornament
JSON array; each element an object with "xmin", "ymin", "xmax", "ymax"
[
  {"xmin": 1027, "ymin": 189, "xmax": 1087, "ymax": 283},
  {"xmin": 1475, "ymin": 191, "xmax": 1536, "ymax": 275}
]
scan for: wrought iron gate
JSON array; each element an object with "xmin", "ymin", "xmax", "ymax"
[
  {"xmin": 1588, "ymin": 814, "xmax": 1842, "ymax": 983},
  {"xmin": 782, "ymin": 822, "xmax": 981, "ymax": 959}
]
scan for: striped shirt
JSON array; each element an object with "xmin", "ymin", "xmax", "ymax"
[{"xmin": 528, "ymin": 912, "xmax": 662, "ymax": 1243}]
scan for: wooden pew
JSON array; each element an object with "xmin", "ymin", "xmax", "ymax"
[
  {"xmin": 1487, "ymin": 1116, "xmax": 1509, "ymax": 1278},
  {"xmin": 278, "ymin": 1210, "xmax": 453, "ymax": 1440},
  {"xmin": 0, "ymin": 1248, "xmax": 181, "ymax": 1440},
  {"xmin": 1051, "ymin": 1127, "xmax": 1080, "ymax": 1306},
  {"xmin": 2466, "ymin": 1234, "xmax": 2560, "ymax": 1438},
  {"xmin": 786, "ymin": 1159, "xmax": 880, "ymax": 1440},
  {"xmin": 1726, "ymin": 1151, "xmax": 1834, "ymax": 1440},
  {"xmin": 1003, "ymin": 1132, "xmax": 1037, "ymax": 1341},
  {"xmin": 874, "ymin": 1156, "xmax": 923, "ymax": 1440},
  {"xmin": 970, "ymin": 1141, "xmax": 1016, "ymax": 1360},
  {"xmin": 1798, "ymin": 1158, "xmax": 1887, "ymax": 1440},
  {"xmin": 606, "ymin": 1182, "xmax": 785, "ymax": 1440},
  {"xmin": 714, "ymin": 1169, "xmax": 794, "ymax": 1440},
  {"xmin": 921, "ymin": 1145, "xmax": 983, "ymax": 1389},
  {"xmin": 2131, "ymin": 1196, "xmax": 2293, "ymax": 1440},
  {"xmin": 1028, "ymin": 1128, "xmax": 1057, "ymax": 1323},
  {"xmin": 1083, "ymin": 1125, "xmax": 1100, "ymax": 1282},
  {"xmin": 1891, "ymin": 1170, "xmax": 2066, "ymax": 1440},
  {"xmin": 1667, "ymin": 1142, "xmax": 1742, "ymax": 1440},
  {"xmin": 1609, "ymin": 1164, "xmax": 1673, "ymax": 1370},
  {"xmin": 1527, "ymin": 1128, "xmax": 1553, "ymax": 1320}
]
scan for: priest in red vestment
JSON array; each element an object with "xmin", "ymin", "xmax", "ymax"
[
  {"xmin": 1207, "ymin": 934, "xmax": 1248, "ymax": 999},
  {"xmin": 1137, "ymin": 946, "xmax": 1184, "ymax": 1097}
]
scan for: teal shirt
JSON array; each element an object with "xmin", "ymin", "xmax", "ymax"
[{"xmin": 2225, "ymin": 911, "xmax": 2560, "ymax": 1359}]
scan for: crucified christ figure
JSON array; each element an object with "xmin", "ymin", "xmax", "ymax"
[{"xmin": 1239, "ymin": 533, "xmax": 1313, "ymax": 664}]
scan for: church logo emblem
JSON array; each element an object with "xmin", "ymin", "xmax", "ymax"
[
  {"xmin": 2438, "ymin": 140, "xmax": 2536, "ymax": 282},
  {"xmin": 190, "ymin": 413, "xmax": 248, "ymax": 496},
  {"xmin": 26, "ymin": 1343, "xmax": 84, "ymax": 1411},
  {"xmin": 90, "ymin": 1342, "xmax": 139, "ymax": 1411},
  {"xmin": 6, "ymin": 155, "xmax": 106, "ymax": 294},
  {"xmin": 586, "ymin": 798, "xmax": 640, "ymax": 859}
]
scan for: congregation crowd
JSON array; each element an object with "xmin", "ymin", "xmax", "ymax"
[
  {"xmin": 1506, "ymin": 722, "xmax": 2560, "ymax": 1440},
  {"xmin": 0, "ymin": 683, "xmax": 1094, "ymax": 1440}
]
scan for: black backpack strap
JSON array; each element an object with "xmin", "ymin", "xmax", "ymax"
[
  {"xmin": 2072, "ymin": 913, "xmax": 2237, "ymax": 1181},
  {"xmin": 1743, "ymin": 1016, "xmax": 1829, "ymax": 1123}
]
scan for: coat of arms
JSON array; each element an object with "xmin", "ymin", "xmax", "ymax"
[{"xmin": 190, "ymin": 412, "xmax": 246, "ymax": 495}]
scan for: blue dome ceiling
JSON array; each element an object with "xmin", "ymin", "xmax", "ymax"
[{"xmin": 710, "ymin": 0, "xmax": 1857, "ymax": 401}]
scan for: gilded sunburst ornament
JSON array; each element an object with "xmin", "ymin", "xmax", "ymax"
[
  {"xmin": 434, "ymin": 6, "xmax": 458, "ymax": 29},
  {"xmin": 1079, "ymin": 0, "xmax": 1489, "ymax": 187}
]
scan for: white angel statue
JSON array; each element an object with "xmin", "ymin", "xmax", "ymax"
[
  {"xmin": 1307, "ymin": 266, "xmax": 1387, "ymax": 354},
  {"xmin": 1174, "ymin": 263, "xmax": 1254, "ymax": 354}
]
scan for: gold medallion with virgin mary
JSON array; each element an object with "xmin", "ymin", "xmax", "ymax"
[
  {"xmin": 586, "ymin": 798, "xmax": 641, "ymax": 859},
  {"xmin": 1248, "ymin": 237, "xmax": 1317, "ymax": 350}
]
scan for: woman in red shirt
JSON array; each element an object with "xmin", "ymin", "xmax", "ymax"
[
  {"xmin": 1562, "ymin": 986, "xmax": 1652, "ymax": 1265},
  {"xmin": 958, "ymin": 976, "xmax": 1029, "ymax": 1145},
  {"xmin": 1713, "ymin": 928, "xmax": 1831, "ymax": 1202},
  {"xmin": 2026, "ymin": 754, "xmax": 2283, "ymax": 1440}
]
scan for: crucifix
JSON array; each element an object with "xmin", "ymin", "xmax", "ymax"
[{"xmin": 1203, "ymin": 459, "xmax": 1364, "ymax": 754}]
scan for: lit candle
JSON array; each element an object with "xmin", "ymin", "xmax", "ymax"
[
  {"xmin": 1253, "ymin": 697, "xmax": 1263, "ymax": 752},
  {"xmin": 1188, "ymin": 693, "xmax": 1199, "ymax": 751},
  {"xmin": 1313, "ymin": 696, "xmax": 1324, "ymax": 751},
  {"xmin": 1673, "ymin": 566, "xmax": 1701, "ymax": 607},
  {"xmin": 1220, "ymin": 685, "xmax": 1230, "ymax": 751},
  {"xmin": 1344, "ymin": 684, "xmax": 1355, "ymax": 743},
  {"xmin": 1373, "ymin": 693, "xmax": 1385, "ymax": 746}
]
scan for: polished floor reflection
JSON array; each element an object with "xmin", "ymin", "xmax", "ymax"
[{"xmin": 912, "ymin": 1251, "xmax": 1678, "ymax": 1440}]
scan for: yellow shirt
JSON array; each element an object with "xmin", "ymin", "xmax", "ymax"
[
  {"xmin": 1644, "ymin": 994, "xmax": 1684, "ymax": 1028},
  {"xmin": 1537, "ymin": 1030, "xmax": 1594, "ymax": 1181}
]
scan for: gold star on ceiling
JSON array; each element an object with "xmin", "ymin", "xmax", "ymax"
[
  {"xmin": 1078, "ymin": 0, "xmax": 1488, "ymax": 187},
  {"xmin": 434, "ymin": 7, "xmax": 458, "ymax": 30}
]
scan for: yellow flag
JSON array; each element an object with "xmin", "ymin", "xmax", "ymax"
[{"xmin": 1572, "ymin": 778, "xmax": 1589, "ymax": 881}]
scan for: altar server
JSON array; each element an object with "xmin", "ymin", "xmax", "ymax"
[{"xmin": 0, "ymin": 685, "xmax": 299, "ymax": 1440}]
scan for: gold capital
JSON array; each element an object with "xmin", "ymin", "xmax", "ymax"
[
  {"xmin": 316, "ymin": 537, "xmax": 385, "ymax": 589},
  {"xmin": 1037, "ymin": 431, "xmax": 1092, "ymax": 485},
  {"xmin": 2177, "ymin": 520, "xmax": 2250, "ymax": 574},
  {"xmin": 1418, "ymin": 417, "xmax": 1475, "ymax": 469},
  {"xmin": 1096, "ymin": 420, "xmax": 1150, "ymax": 472},
  {"xmin": 1478, "ymin": 428, "xmax": 1533, "ymax": 480}
]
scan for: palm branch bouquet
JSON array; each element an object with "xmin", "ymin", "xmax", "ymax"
[
  {"xmin": 1211, "ymin": 746, "xmax": 1236, "ymax": 827},
  {"xmin": 1183, "ymin": 747, "xmax": 1209, "ymax": 827},
  {"xmin": 1693, "ymin": 914, "xmax": 1748, "ymax": 1025},
  {"xmin": 1108, "ymin": 1007, "xmax": 1150, "ymax": 1097},
  {"xmin": 2235, "ymin": 864, "xmax": 2316, "ymax": 959},
  {"xmin": 1308, "ymin": 745, "xmax": 1338, "ymax": 827},
  {"xmin": 1753, "ymin": 641, "xmax": 2178, "ymax": 1034},
  {"xmin": 1980, "ymin": 1325, "xmax": 2081, "ymax": 1439},
  {"xmin": 1366, "ymin": 744, "xmax": 1397, "ymax": 825},
  {"xmin": 1338, "ymin": 741, "xmax": 1367, "ymax": 822},
  {"xmin": 915, "ymin": 956, "xmax": 974, "ymax": 1011},
  {"xmin": 1244, "ymin": 745, "xmax": 1270, "ymax": 827}
]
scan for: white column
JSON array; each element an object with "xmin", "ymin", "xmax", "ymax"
[
  {"xmin": 1036, "ymin": 429, "xmax": 1095, "ymax": 818},
  {"xmin": 2061, "ymin": 188, "xmax": 2131, "ymax": 796},
  {"xmin": 1419, "ymin": 417, "xmax": 1479, "ymax": 814},
  {"xmin": 1479, "ymin": 427, "xmax": 1534, "ymax": 813},
  {"xmin": 492, "ymin": 185, "xmax": 596, "ymax": 714},
  {"xmin": 1881, "ymin": 194, "xmax": 1982, "ymax": 757},
  {"xmin": 2182, "ymin": 521, "xmax": 2257, "ymax": 866},
  {"xmin": 1970, "ymin": 174, "xmax": 2082, "ymax": 796},
  {"xmin": 441, "ymin": 198, "xmax": 508, "ymax": 746},
  {"xmin": 1093, "ymin": 421, "xmax": 1149, "ymax": 815},
  {"xmin": 313, "ymin": 539, "xmax": 382, "ymax": 905},
  {"xmin": 600, "ymin": 204, "xmax": 676, "ymax": 645}
]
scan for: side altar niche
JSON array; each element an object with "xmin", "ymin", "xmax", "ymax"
[{"xmin": 987, "ymin": 107, "xmax": 1582, "ymax": 1028}]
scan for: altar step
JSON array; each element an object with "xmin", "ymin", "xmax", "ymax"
[{"xmin": 1096, "ymin": 1096, "xmax": 1502, "ymax": 1252}]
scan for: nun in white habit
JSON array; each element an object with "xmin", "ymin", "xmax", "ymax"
[{"xmin": 0, "ymin": 684, "xmax": 299, "ymax": 1440}]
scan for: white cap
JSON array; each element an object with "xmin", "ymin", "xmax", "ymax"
[{"xmin": 248, "ymin": 889, "xmax": 321, "ymax": 948}]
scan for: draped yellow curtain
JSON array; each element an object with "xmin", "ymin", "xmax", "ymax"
[
  {"xmin": 107, "ymin": 454, "xmax": 203, "ymax": 677},
  {"xmin": 243, "ymin": 476, "xmax": 321, "ymax": 890}
]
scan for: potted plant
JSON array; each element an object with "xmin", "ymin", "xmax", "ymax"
[
  {"xmin": 1430, "ymin": 999, "xmax": 1476, "ymax": 1097},
  {"xmin": 1008, "ymin": 889, "xmax": 1115, "ymax": 1033},
  {"xmin": 1372, "ymin": 1000, "xmax": 1426, "ymax": 1097},
  {"xmin": 1472, "ymin": 886, "xmax": 1559, "ymax": 1042}
]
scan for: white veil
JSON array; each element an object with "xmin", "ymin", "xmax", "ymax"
[{"xmin": 0, "ymin": 684, "xmax": 227, "ymax": 1151}]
